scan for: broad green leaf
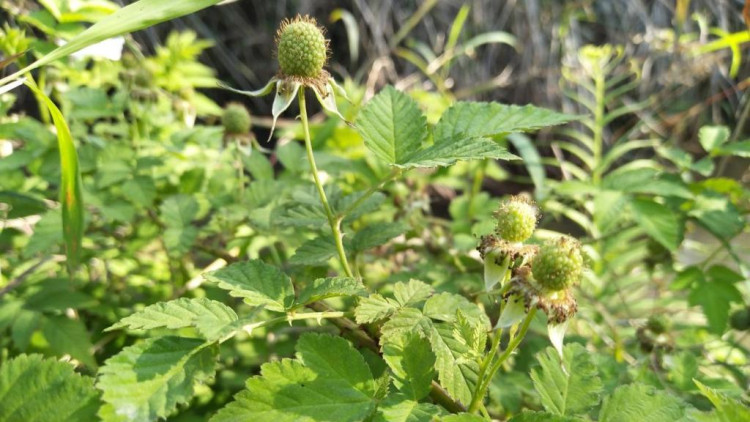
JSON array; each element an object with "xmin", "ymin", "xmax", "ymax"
[
  {"xmin": 599, "ymin": 384, "xmax": 686, "ymax": 422},
  {"xmin": 160, "ymin": 194, "xmax": 199, "ymax": 257},
  {"xmin": 433, "ymin": 102, "xmax": 576, "ymax": 143},
  {"xmin": 296, "ymin": 333, "xmax": 376, "ymax": 396},
  {"xmin": 0, "ymin": 191, "xmax": 47, "ymax": 218},
  {"xmin": 0, "ymin": 354, "xmax": 99, "ymax": 422},
  {"xmin": 26, "ymin": 82, "xmax": 83, "ymax": 274},
  {"xmin": 381, "ymin": 307, "xmax": 433, "ymax": 345},
  {"xmin": 688, "ymin": 279, "xmax": 742, "ymax": 334},
  {"xmin": 423, "ymin": 292, "xmax": 490, "ymax": 327},
  {"xmin": 351, "ymin": 222, "xmax": 407, "ymax": 253},
  {"xmin": 530, "ymin": 344, "xmax": 602, "ymax": 416},
  {"xmin": 42, "ymin": 315, "xmax": 96, "ymax": 368},
  {"xmin": 374, "ymin": 395, "xmax": 444, "ymax": 422},
  {"xmin": 393, "ymin": 279, "xmax": 434, "ymax": 307},
  {"xmin": 441, "ymin": 415, "xmax": 486, "ymax": 422},
  {"xmin": 698, "ymin": 125, "xmax": 729, "ymax": 153},
  {"xmin": 452, "ymin": 310, "xmax": 487, "ymax": 358},
  {"xmin": 355, "ymin": 294, "xmax": 400, "ymax": 324},
  {"xmin": 689, "ymin": 193, "xmax": 745, "ymax": 241},
  {"xmin": 204, "ymin": 260, "xmax": 295, "ymax": 312},
  {"xmin": 296, "ymin": 277, "xmax": 366, "ymax": 306},
  {"xmin": 383, "ymin": 333, "xmax": 436, "ymax": 401},
  {"xmin": 97, "ymin": 336, "xmax": 217, "ymax": 422},
  {"xmin": 400, "ymin": 136, "xmax": 518, "ymax": 168},
  {"xmin": 429, "ymin": 322, "xmax": 480, "ymax": 405},
  {"xmin": 602, "ymin": 168, "xmax": 692, "ymax": 199},
  {"xmin": 356, "ymin": 85, "xmax": 426, "ymax": 166},
  {"xmin": 0, "ymin": 0, "xmax": 224, "ymax": 87},
  {"xmin": 289, "ymin": 236, "xmax": 337, "ymax": 266},
  {"xmin": 716, "ymin": 140, "xmax": 750, "ymax": 157},
  {"xmin": 630, "ymin": 198, "xmax": 682, "ymax": 250},
  {"xmin": 213, "ymin": 334, "xmax": 377, "ymax": 422},
  {"xmin": 694, "ymin": 380, "xmax": 750, "ymax": 422},
  {"xmin": 106, "ymin": 298, "xmax": 238, "ymax": 341}
]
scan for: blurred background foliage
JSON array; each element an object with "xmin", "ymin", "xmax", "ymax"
[{"xmin": 0, "ymin": 0, "xmax": 749, "ymax": 420}]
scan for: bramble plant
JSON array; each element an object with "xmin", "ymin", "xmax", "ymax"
[{"xmin": 0, "ymin": 4, "xmax": 749, "ymax": 422}]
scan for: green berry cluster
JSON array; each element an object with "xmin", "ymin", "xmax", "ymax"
[
  {"xmin": 276, "ymin": 15, "xmax": 328, "ymax": 78},
  {"xmin": 222, "ymin": 102, "xmax": 252, "ymax": 135},
  {"xmin": 494, "ymin": 196, "xmax": 537, "ymax": 243},
  {"xmin": 532, "ymin": 236, "xmax": 583, "ymax": 291}
]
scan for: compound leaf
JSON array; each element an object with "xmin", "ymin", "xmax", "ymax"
[
  {"xmin": 296, "ymin": 277, "xmax": 366, "ymax": 306},
  {"xmin": 383, "ymin": 333, "xmax": 436, "ymax": 401}
]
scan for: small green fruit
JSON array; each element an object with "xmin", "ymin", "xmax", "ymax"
[
  {"xmin": 222, "ymin": 102, "xmax": 252, "ymax": 135},
  {"xmin": 730, "ymin": 308, "xmax": 750, "ymax": 331},
  {"xmin": 646, "ymin": 314, "xmax": 670, "ymax": 334},
  {"xmin": 494, "ymin": 196, "xmax": 537, "ymax": 242},
  {"xmin": 276, "ymin": 15, "xmax": 328, "ymax": 78},
  {"xmin": 532, "ymin": 236, "xmax": 583, "ymax": 291}
]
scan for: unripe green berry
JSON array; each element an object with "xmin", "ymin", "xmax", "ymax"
[
  {"xmin": 222, "ymin": 102, "xmax": 252, "ymax": 135},
  {"xmin": 494, "ymin": 196, "xmax": 537, "ymax": 242},
  {"xmin": 646, "ymin": 314, "xmax": 670, "ymax": 334},
  {"xmin": 276, "ymin": 15, "xmax": 328, "ymax": 78},
  {"xmin": 730, "ymin": 308, "xmax": 750, "ymax": 331},
  {"xmin": 532, "ymin": 237, "xmax": 583, "ymax": 291}
]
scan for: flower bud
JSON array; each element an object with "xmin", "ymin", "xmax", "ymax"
[
  {"xmin": 276, "ymin": 15, "xmax": 328, "ymax": 78},
  {"xmin": 532, "ymin": 236, "xmax": 583, "ymax": 291},
  {"xmin": 222, "ymin": 102, "xmax": 252, "ymax": 135},
  {"xmin": 494, "ymin": 196, "xmax": 537, "ymax": 243},
  {"xmin": 646, "ymin": 314, "xmax": 670, "ymax": 335}
]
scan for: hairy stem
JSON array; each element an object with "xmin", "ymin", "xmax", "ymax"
[
  {"xmin": 298, "ymin": 87, "xmax": 353, "ymax": 277},
  {"xmin": 468, "ymin": 308, "xmax": 537, "ymax": 413}
]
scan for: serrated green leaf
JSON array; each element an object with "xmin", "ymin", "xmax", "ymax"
[
  {"xmin": 630, "ymin": 198, "xmax": 682, "ymax": 250},
  {"xmin": 106, "ymin": 298, "xmax": 238, "ymax": 341},
  {"xmin": 530, "ymin": 344, "xmax": 602, "ymax": 416},
  {"xmin": 351, "ymin": 222, "xmax": 407, "ymax": 253},
  {"xmin": 429, "ymin": 322, "xmax": 480, "ymax": 406},
  {"xmin": 97, "ymin": 336, "xmax": 217, "ymax": 422},
  {"xmin": 393, "ymin": 279, "xmax": 434, "ymax": 307},
  {"xmin": 289, "ymin": 236, "xmax": 338, "ymax": 266},
  {"xmin": 355, "ymin": 294, "xmax": 400, "ymax": 324},
  {"xmin": 434, "ymin": 102, "xmax": 576, "ymax": 143},
  {"xmin": 204, "ymin": 260, "xmax": 295, "ymax": 312},
  {"xmin": 440, "ymin": 412, "xmax": 486, "ymax": 421},
  {"xmin": 599, "ymin": 384, "xmax": 686, "ymax": 422},
  {"xmin": 374, "ymin": 395, "xmax": 444, "ymax": 422},
  {"xmin": 383, "ymin": 333, "xmax": 436, "ymax": 401},
  {"xmin": 296, "ymin": 277, "xmax": 366, "ymax": 306},
  {"xmin": 423, "ymin": 293, "xmax": 490, "ymax": 327},
  {"xmin": 297, "ymin": 333, "xmax": 376, "ymax": 396},
  {"xmin": 0, "ymin": 354, "xmax": 99, "ymax": 422},
  {"xmin": 398, "ymin": 137, "xmax": 517, "ymax": 168},
  {"xmin": 213, "ymin": 334, "xmax": 377, "ymax": 422},
  {"xmin": 694, "ymin": 380, "xmax": 750, "ymax": 422},
  {"xmin": 42, "ymin": 315, "xmax": 96, "ymax": 369},
  {"xmin": 452, "ymin": 310, "xmax": 487, "ymax": 359},
  {"xmin": 160, "ymin": 194, "xmax": 199, "ymax": 227},
  {"xmin": 688, "ymin": 279, "xmax": 742, "ymax": 334},
  {"xmin": 381, "ymin": 307, "xmax": 433, "ymax": 345},
  {"xmin": 356, "ymin": 85, "xmax": 427, "ymax": 166}
]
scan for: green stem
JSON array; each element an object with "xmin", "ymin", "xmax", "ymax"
[
  {"xmin": 468, "ymin": 308, "xmax": 537, "ymax": 414},
  {"xmin": 298, "ymin": 87, "xmax": 353, "ymax": 277}
]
